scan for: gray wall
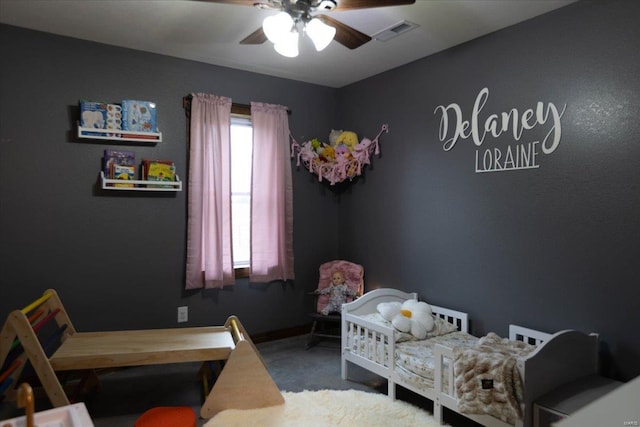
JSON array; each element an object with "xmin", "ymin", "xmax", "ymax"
[
  {"xmin": 0, "ymin": 24, "xmax": 341, "ymax": 335},
  {"xmin": 339, "ymin": 0, "xmax": 639, "ymax": 381},
  {"xmin": 1, "ymin": 0, "xmax": 639, "ymax": 382}
]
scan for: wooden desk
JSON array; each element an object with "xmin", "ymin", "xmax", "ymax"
[{"xmin": 50, "ymin": 326, "xmax": 235, "ymax": 370}]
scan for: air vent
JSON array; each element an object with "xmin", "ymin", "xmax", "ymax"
[{"xmin": 372, "ymin": 20, "xmax": 419, "ymax": 42}]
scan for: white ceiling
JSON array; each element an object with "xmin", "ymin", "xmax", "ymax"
[{"xmin": 0, "ymin": 0, "xmax": 577, "ymax": 88}]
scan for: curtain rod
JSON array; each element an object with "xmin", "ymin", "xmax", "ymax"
[{"xmin": 182, "ymin": 95, "xmax": 291, "ymax": 115}]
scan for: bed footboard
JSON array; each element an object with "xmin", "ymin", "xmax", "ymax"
[
  {"xmin": 507, "ymin": 325, "xmax": 599, "ymax": 427},
  {"xmin": 431, "ymin": 325, "xmax": 598, "ymax": 427},
  {"xmin": 519, "ymin": 329, "xmax": 599, "ymax": 427},
  {"xmin": 509, "ymin": 324, "xmax": 551, "ymax": 346}
]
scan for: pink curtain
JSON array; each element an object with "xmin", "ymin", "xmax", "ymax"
[
  {"xmin": 185, "ymin": 93, "xmax": 235, "ymax": 289},
  {"xmin": 249, "ymin": 102, "xmax": 295, "ymax": 282}
]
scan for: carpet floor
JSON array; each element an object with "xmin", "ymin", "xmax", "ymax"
[{"xmin": 0, "ymin": 334, "xmax": 479, "ymax": 426}]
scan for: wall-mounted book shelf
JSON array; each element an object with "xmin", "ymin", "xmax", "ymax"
[
  {"xmin": 78, "ymin": 123, "xmax": 162, "ymax": 143},
  {"xmin": 100, "ymin": 171, "xmax": 182, "ymax": 192}
]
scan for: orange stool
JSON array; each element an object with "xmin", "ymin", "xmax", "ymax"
[{"xmin": 135, "ymin": 406, "xmax": 197, "ymax": 427}]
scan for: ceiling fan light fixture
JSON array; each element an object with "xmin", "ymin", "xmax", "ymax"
[
  {"xmin": 316, "ymin": 0, "xmax": 337, "ymax": 11},
  {"xmin": 306, "ymin": 17, "xmax": 336, "ymax": 52},
  {"xmin": 263, "ymin": 11, "xmax": 294, "ymax": 45},
  {"xmin": 274, "ymin": 30, "xmax": 299, "ymax": 58}
]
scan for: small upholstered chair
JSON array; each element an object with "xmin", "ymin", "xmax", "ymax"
[{"xmin": 307, "ymin": 260, "xmax": 364, "ymax": 348}]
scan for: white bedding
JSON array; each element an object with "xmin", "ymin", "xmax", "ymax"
[
  {"xmin": 396, "ymin": 331, "xmax": 478, "ymax": 380},
  {"xmin": 347, "ymin": 313, "xmax": 478, "ymax": 384},
  {"xmin": 393, "ymin": 331, "xmax": 479, "ymax": 394}
]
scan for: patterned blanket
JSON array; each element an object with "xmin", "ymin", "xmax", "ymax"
[{"xmin": 453, "ymin": 333, "xmax": 536, "ymax": 424}]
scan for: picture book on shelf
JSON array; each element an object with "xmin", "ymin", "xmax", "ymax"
[
  {"xmin": 142, "ymin": 159, "xmax": 176, "ymax": 188},
  {"xmin": 104, "ymin": 150, "xmax": 135, "ymax": 174},
  {"xmin": 104, "ymin": 150, "xmax": 135, "ymax": 187},
  {"xmin": 122, "ymin": 100, "xmax": 157, "ymax": 133},
  {"xmin": 111, "ymin": 164, "xmax": 135, "ymax": 188}
]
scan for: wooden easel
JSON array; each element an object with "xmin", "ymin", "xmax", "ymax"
[{"xmin": 0, "ymin": 289, "xmax": 284, "ymax": 418}]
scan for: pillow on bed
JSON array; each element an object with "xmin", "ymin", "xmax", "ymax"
[
  {"xmin": 428, "ymin": 316, "xmax": 458, "ymax": 338},
  {"xmin": 357, "ymin": 313, "xmax": 457, "ymax": 342},
  {"xmin": 358, "ymin": 313, "xmax": 414, "ymax": 342}
]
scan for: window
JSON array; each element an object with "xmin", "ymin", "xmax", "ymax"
[
  {"xmin": 230, "ymin": 114, "xmax": 252, "ymax": 273},
  {"xmin": 186, "ymin": 95, "xmax": 294, "ymax": 289}
]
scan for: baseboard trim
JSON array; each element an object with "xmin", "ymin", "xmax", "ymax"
[{"xmin": 250, "ymin": 323, "xmax": 311, "ymax": 344}]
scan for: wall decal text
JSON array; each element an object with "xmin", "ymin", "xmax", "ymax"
[{"xmin": 434, "ymin": 88, "xmax": 567, "ymax": 173}]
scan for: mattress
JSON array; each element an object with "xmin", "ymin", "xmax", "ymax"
[
  {"xmin": 347, "ymin": 324, "xmax": 478, "ymax": 388},
  {"xmin": 395, "ymin": 331, "xmax": 479, "ymax": 381}
]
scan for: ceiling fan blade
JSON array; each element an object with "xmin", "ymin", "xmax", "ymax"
[
  {"xmin": 332, "ymin": 0, "xmax": 415, "ymax": 11},
  {"xmin": 197, "ymin": 0, "xmax": 416, "ymax": 10},
  {"xmin": 240, "ymin": 27, "xmax": 268, "ymax": 44},
  {"xmin": 317, "ymin": 15, "xmax": 371, "ymax": 50}
]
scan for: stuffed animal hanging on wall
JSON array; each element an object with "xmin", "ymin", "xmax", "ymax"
[{"xmin": 291, "ymin": 124, "xmax": 388, "ymax": 186}]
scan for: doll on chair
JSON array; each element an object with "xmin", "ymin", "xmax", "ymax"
[{"xmin": 315, "ymin": 270, "xmax": 357, "ymax": 315}]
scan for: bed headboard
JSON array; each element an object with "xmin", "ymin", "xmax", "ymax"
[
  {"xmin": 342, "ymin": 288, "xmax": 469, "ymax": 334},
  {"xmin": 341, "ymin": 288, "xmax": 418, "ymax": 316}
]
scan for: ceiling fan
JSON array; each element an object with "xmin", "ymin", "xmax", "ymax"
[{"xmin": 200, "ymin": 0, "xmax": 416, "ymax": 57}]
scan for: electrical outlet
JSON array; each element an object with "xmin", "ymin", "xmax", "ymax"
[{"xmin": 177, "ymin": 306, "xmax": 188, "ymax": 323}]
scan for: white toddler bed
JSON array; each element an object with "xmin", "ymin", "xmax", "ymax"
[{"xmin": 341, "ymin": 288, "xmax": 600, "ymax": 427}]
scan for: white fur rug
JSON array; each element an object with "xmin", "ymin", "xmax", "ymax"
[{"xmin": 204, "ymin": 389, "xmax": 449, "ymax": 427}]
